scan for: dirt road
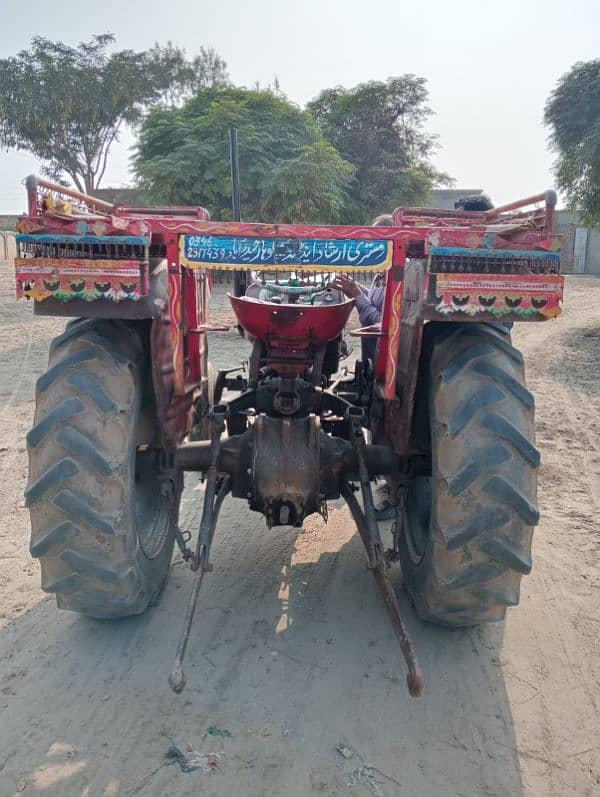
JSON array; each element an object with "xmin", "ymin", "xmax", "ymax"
[{"xmin": 1, "ymin": 267, "xmax": 599, "ymax": 797}]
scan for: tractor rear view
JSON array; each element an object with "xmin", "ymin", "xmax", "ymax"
[{"xmin": 15, "ymin": 176, "xmax": 563, "ymax": 695}]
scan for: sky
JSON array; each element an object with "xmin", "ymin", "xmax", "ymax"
[{"xmin": 0, "ymin": 0, "xmax": 598, "ymax": 214}]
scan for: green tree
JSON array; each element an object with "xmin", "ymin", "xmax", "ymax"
[
  {"xmin": 148, "ymin": 43, "xmax": 229, "ymax": 105},
  {"xmin": 545, "ymin": 60, "xmax": 600, "ymax": 226},
  {"xmin": 307, "ymin": 77, "xmax": 449, "ymax": 221},
  {"xmin": 134, "ymin": 87, "xmax": 355, "ymax": 223},
  {"xmin": 0, "ymin": 35, "xmax": 227, "ymax": 193}
]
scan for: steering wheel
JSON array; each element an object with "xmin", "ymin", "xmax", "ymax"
[
  {"xmin": 258, "ymin": 282, "xmax": 326, "ymax": 301},
  {"xmin": 245, "ymin": 280, "xmax": 343, "ymax": 306}
]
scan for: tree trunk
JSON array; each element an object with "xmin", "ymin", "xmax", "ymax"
[{"xmin": 84, "ymin": 175, "xmax": 95, "ymax": 195}]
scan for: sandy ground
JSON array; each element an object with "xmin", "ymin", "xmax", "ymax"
[{"xmin": 0, "ymin": 266, "xmax": 599, "ymax": 797}]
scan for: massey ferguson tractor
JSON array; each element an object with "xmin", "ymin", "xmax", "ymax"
[{"xmin": 15, "ymin": 176, "xmax": 563, "ymax": 696}]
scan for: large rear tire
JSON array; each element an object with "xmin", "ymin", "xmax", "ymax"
[
  {"xmin": 25, "ymin": 319, "xmax": 181, "ymax": 618},
  {"xmin": 399, "ymin": 323, "xmax": 540, "ymax": 626}
]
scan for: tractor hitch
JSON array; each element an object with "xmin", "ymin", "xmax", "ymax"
[
  {"xmin": 169, "ymin": 393, "xmax": 424, "ymax": 696},
  {"xmin": 342, "ymin": 408, "xmax": 424, "ymax": 697},
  {"xmin": 168, "ymin": 407, "xmax": 231, "ymax": 693}
]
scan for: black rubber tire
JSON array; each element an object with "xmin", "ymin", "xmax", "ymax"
[
  {"xmin": 399, "ymin": 323, "xmax": 540, "ymax": 627},
  {"xmin": 25, "ymin": 319, "xmax": 180, "ymax": 618}
]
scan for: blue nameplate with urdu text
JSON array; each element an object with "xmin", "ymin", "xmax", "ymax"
[{"xmin": 180, "ymin": 235, "xmax": 392, "ymax": 272}]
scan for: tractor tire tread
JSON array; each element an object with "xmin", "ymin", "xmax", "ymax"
[
  {"xmin": 401, "ymin": 322, "xmax": 539, "ymax": 627},
  {"xmin": 27, "ymin": 319, "xmax": 177, "ymax": 618}
]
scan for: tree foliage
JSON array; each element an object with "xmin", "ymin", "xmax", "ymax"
[
  {"xmin": 545, "ymin": 60, "xmax": 600, "ymax": 226},
  {"xmin": 0, "ymin": 35, "xmax": 227, "ymax": 192},
  {"xmin": 134, "ymin": 87, "xmax": 355, "ymax": 223},
  {"xmin": 147, "ymin": 43, "xmax": 229, "ymax": 105},
  {"xmin": 307, "ymin": 77, "xmax": 449, "ymax": 221}
]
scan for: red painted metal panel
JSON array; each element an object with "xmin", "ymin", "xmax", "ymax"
[
  {"xmin": 425, "ymin": 228, "xmax": 561, "ymax": 253},
  {"xmin": 165, "ymin": 238, "xmax": 186, "ymax": 396},
  {"xmin": 182, "ymin": 266, "xmax": 210, "ymax": 387},
  {"xmin": 375, "ymin": 240, "xmax": 406, "ymax": 398},
  {"xmin": 229, "ymin": 294, "xmax": 354, "ymax": 347},
  {"xmin": 17, "ymin": 214, "xmax": 151, "ymax": 239},
  {"xmin": 14, "ymin": 258, "xmax": 146, "ymax": 302},
  {"xmin": 160, "ymin": 221, "xmax": 406, "ymax": 241},
  {"xmin": 426, "ymin": 273, "xmax": 563, "ymax": 320}
]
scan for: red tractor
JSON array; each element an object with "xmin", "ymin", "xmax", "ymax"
[{"xmin": 15, "ymin": 176, "xmax": 563, "ymax": 695}]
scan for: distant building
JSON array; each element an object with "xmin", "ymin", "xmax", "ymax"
[
  {"xmin": 553, "ymin": 210, "xmax": 600, "ymax": 276},
  {"xmin": 92, "ymin": 187, "xmax": 151, "ymax": 206},
  {"xmin": 428, "ymin": 189, "xmax": 483, "ymax": 210},
  {"xmin": 0, "ymin": 231, "xmax": 17, "ymax": 260}
]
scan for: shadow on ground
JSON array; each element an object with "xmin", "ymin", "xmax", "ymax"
[
  {"xmin": 0, "ymin": 486, "xmax": 523, "ymax": 797},
  {"xmin": 0, "ymin": 279, "xmax": 523, "ymax": 796}
]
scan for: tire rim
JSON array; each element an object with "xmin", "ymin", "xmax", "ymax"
[
  {"xmin": 135, "ymin": 449, "xmax": 171, "ymax": 559},
  {"xmin": 403, "ymin": 477, "xmax": 432, "ymax": 564}
]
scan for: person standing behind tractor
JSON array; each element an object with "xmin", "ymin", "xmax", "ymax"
[
  {"xmin": 332, "ymin": 213, "xmax": 393, "ymax": 363},
  {"xmin": 334, "ymin": 198, "xmax": 497, "ymax": 351},
  {"xmin": 333, "ymin": 213, "xmax": 395, "ymax": 518}
]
